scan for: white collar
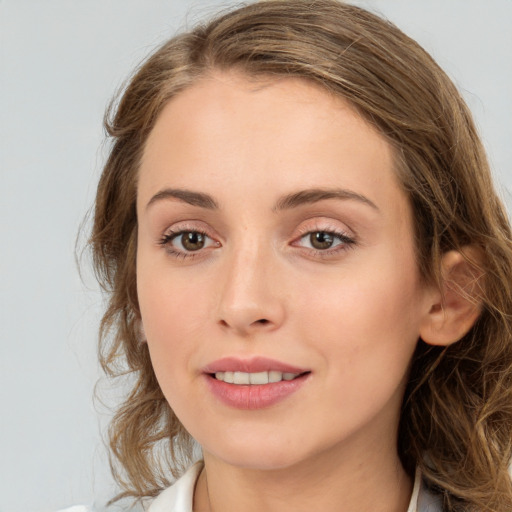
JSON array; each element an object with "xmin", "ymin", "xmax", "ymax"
[{"xmin": 407, "ymin": 467, "xmax": 423, "ymax": 512}]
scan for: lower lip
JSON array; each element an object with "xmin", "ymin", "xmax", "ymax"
[{"xmin": 204, "ymin": 373, "xmax": 310, "ymax": 410}]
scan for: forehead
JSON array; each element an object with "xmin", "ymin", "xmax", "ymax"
[
  {"xmin": 138, "ymin": 72, "xmax": 407, "ymax": 220},
  {"xmin": 143, "ymin": 72, "xmax": 380, "ymax": 157}
]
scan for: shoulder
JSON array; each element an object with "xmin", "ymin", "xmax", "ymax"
[
  {"xmin": 408, "ymin": 468, "xmax": 443, "ymax": 512},
  {"xmin": 53, "ymin": 463, "xmax": 203, "ymax": 512},
  {"xmin": 417, "ymin": 477, "xmax": 443, "ymax": 512},
  {"xmin": 146, "ymin": 461, "xmax": 204, "ymax": 512},
  {"xmin": 54, "ymin": 502, "xmax": 147, "ymax": 512},
  {"xmin": 54, "ymin": 507, "xmax": 95, "ymax": 512}
]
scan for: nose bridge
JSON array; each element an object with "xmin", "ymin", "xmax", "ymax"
[{"xmin": 217, "ymin": 234, "xmax": 284, "ymax": 334}]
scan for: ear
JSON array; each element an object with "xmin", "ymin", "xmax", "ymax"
[{"xmin": 420, "ymin": 247, "xmax": 484, "ymax": 347}]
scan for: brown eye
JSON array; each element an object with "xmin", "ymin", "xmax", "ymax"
[
  {"xmin": 180, "ymin": 231, "xmax": 206, "ymax": 251},
  {"xmin": 309, "ymin": 232, "xmax": 335, "ymax": 250},
  {"xmin": 160, "ymin": 228, "xmax": 220, "ymax": 258},
  {"xmin": 294, "ymin": 229, "xmax": 355, "ymax": 254}
]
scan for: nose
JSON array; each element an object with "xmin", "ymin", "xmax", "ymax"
[{"xmin": 216, "ymin": 243, "xmax": 286, "ymax": 337}]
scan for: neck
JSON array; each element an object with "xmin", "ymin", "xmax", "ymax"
[{"xmin": 193, "ymin": 434, "xmax": 413, "ymax": 512}]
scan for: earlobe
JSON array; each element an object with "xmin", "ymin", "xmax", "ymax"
[{"xmin": 420, "ymin": 248, "xmax": 484, "ymax": 347}]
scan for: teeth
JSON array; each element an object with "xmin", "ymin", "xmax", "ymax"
[
  {"xmin": 269, "ymin": 370, "xmax": 282, "ymax": 383},
  {"xmin": 234, "ymin": 371, "xmax": 250, "ymax": 385},
  {"xmin": 249, "ymin": 371, "xmax": 269, "ymax": 385},
  {"xmin": 214, "ymin": 370, "xmax": 300, "ymax": 385}
]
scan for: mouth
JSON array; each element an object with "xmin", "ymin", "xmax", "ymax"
[
  {"xmin": 203, "ymin": 356, "xmax": 310, "ymax": 382},
  {"xmin": 202, "ymin": 357, "xmax": 311, "ymax": 409},
  {"xmin": 210, "ymin": 370, "xmax": 309, "ymax": 385}
]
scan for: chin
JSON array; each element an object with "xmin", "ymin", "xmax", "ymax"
[
  {"xmin": 203, "ymin": 433, "xmax": 314, "ymax": 471},
  {"xmin": 217, "ymin": 451, "xmax": 303, "ymax": 471}
]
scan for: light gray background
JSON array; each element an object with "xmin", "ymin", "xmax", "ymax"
[{"xmin": 1, "ymin": 1, "xmax": 511, "ymax": 511}]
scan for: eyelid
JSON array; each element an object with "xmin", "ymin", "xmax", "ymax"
[
  {"xmin": 158, "ymin": 221, "xmax": 221, "ymax": 259},
  {"xmin": 293, "ymin": 217, "xmax": 355, "ymax": 239},
  {"xmin": 290, "ymin": 218, "xmax": 357, "ymax": 255},
  {"xmin": 159, "ymin": 220, "xmax": 218, "ymax": 241}
]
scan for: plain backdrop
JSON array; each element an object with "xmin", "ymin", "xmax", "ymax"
[{"xmin": 1, "ymin": 1, "xmax": 511, "ymax": 511}]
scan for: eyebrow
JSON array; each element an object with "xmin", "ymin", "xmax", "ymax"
[
  {"xmin": 146, "ymin": 188, "xmax": 219, "ymax": 210},
  {"xmin": 273, "ymin": 188, "xmax": 379, "ymax": 212},
  {"xmin": 146, "ymin": 187, "xmax": 378, "ymax": 212}
]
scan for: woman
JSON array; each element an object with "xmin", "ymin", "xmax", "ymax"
[{"xmin": 87, "ymin": 1, "xmax": 512, "ymax": 510}]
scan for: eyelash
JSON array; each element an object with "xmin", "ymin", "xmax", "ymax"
[
  {"xmin": 293, "ymin": 226, "xmax": 356, "ymax": 258},
  {"xmin": 158, "ymin": 227, "xmax": 216, "ymax": 260},
  {"xmin": 158, "ymin": 225, "xmax": 355, "ymax": 260}
]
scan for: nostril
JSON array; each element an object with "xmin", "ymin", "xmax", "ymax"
[{"xmin": 217, "ymin": 315, "xmax": 276, "ymax": 332}]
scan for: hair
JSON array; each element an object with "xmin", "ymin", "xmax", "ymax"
[{"xmin": 89, "ymin": 1, "xmax": 512, "ymax": 510}]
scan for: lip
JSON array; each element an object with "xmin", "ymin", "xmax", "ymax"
[
  {"xmin": 203, "ymin": 356, "xmax": 308, "ymax": 374},
  {"xmin": 202, "ymin": 357, "xmax": 311, "ymax": 410}
]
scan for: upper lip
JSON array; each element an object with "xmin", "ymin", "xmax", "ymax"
[{"xmin": 203, "ymin": 357, "xmax": 309, "ymax": 374}]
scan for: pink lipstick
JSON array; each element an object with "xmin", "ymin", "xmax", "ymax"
[{"xmin": 203, "ymin": 357, "xmax": 311, "ymax": 410}]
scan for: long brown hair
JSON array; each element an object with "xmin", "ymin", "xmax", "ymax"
[{"xmin": 90, "ymin": 1, "xmax": 512, "ymax": 510}]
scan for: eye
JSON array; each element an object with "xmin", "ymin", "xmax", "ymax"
[
  {"xmin": 295, "ymin": 230, "xmax": 355, "ymax": 252},
  {"xmin": 306, "ymin": 231, "xmax": 338, "ymax": 250},
  {"xmin": 175, "ymin": 231, "xmax": 208, "ymax": 251},
  {"xmin": 159, "ymin": 229, "xmax": 220, "ymax": 257}
]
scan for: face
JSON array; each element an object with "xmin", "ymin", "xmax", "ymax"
[{"xmin": 136, "ymin": 73, "xmax": 433, "ymax": 471}]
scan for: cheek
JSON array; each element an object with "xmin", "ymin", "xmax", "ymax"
[
  {"xmin": 298, "ymin": 252, "xmax": 424, "ymax": 378},
  {"xmin": 294, "ymin": 267, "xmax": 423, "ymax": 436},
  {"xmin": 137, "ymin": 245, "xmax": 211, "ymax": 333},
  {"xmin": 136, "ymin": 257, "xmax": 211, "ymax": 392}
]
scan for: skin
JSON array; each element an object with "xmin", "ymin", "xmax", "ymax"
[{"xmin": 136, "ymin": 73, "xmax": 440, "ymax": 512}]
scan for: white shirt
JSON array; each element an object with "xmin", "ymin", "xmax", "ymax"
[{"xmin": 58, "ymin": 462, "xmax": 442, "ymax": 512}]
